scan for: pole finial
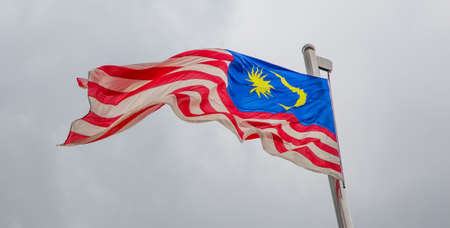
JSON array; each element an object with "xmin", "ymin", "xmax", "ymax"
[{"xmin": 302, "ymin": 43, "xmax": 316, "ymax": 54}]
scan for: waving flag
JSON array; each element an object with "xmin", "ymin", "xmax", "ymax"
[{"xmin": 63, "ymin": 48, "xmax": 342, "ymax": 180}]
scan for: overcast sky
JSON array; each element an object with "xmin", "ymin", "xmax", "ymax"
[{"xmin": 1, "ymin": 0, "xmax": 450, "ymax": 227}]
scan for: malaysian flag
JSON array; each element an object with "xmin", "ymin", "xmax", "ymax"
[{"xmin": 63, "ymin": 48, "xmax": 342, "ymax": 180}]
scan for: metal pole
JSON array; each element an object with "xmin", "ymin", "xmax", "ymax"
[{"xmin": 301, "ymin": 44, "xmax": 353, "ymax": 228}]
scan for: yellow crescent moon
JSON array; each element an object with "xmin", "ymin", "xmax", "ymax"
[{"xmin": 271, "ymin": 71, "xmax": 307, "ymax": 110}]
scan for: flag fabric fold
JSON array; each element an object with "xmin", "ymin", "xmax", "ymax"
[{"xmin": 62, "ymin": 48, "xmax": 342, "ymax": 180}]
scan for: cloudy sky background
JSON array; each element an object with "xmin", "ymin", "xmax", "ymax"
[{"xmin": 1, "ymin": 0, "xmax": 450, "ymax": 227}]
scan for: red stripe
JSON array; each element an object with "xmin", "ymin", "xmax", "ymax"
[
  {"xmin": 87, "ymin": 81, "xmax": 128, "ymax": 105},
  {"xmin": 87, "ymin": 104, "xmax": 163, "ymax": 144},
  {"xmin": 272, "ymin": 133, "xmax": 288, "ymax": 152},
  {"xmin": 226, "ymin": 109, "xmax": 335, "ymax": 141},
  {"xmin": 171, "ymin": 49, "xmax": 233, "ymax": 61},
  {"xmin": 172, "ymin": 88, "xmax": 245, "ymax": 138},
  {"xmin": 63, "ymin": 131, "xmax": 89, "ymax": 145},
  {"xmin": 97, "ymin": 65, "xmax": 180, "ymax": 80},
  {"xmin": 315, "ymin": 142, "xmax": 340, "ymax": 157},
  {"xmin": 294, "ymin": 146, "xmax": 342, "ymax": 173},
  {"xmin": 199, "ymin": 60, "xmax": 229, "ymax": 74},
  {"xmin": 246, "ymin": 120, "xmax": 339, "ymax": 156},
  {"xmin": 172, "ymin": 85, "xmax": 216, "ymax": 113},
  {"xmin": 76, "ymin": 77, "xmax": 88, "ymax": 88},
  {"xmin": 290, "ymin": 122, "xmax": 337, "ymax": 141},
  {"xmin": 146, "ymin": 69, "xmax": 227, "ymax": 90},
  {"xmin": 173, "ymin": 93, "xmax": 195, "ymax": 116},
  {"xmin": 271, "ymin": 134, "xmax": 341, "ymax": 173},
  {"xmin": 81, "ymin": 111, "xmax": 122, "ymax": 127},
  {"xmin": 86, "ymin": 70, "xmax": 227, "ymax": 106},
  {"xmin": 245, "ymin": 133, "xmax": 259, "ymax": 140}
]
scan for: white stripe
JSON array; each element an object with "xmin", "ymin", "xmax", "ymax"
[
  {"xmin": 67, "ymin": 104, "xmax": 162, "ymax": 145},
  {"xmin": 247, "ymin": 125, "xmax": 340, "ymax": 165},
  {"xmin": 70, "ymin": 119, "xmax": 106, "ymax": 136},
  {"xmin": 89, "ymin": 69, "xmax": 149, "ymax": 93},
  {"xmin": 280, "ymin": 150, "xmax": 342, "ymax": 179},
  {"xmin": 163, "ymin": 95, "xmax": 242, "ymax": 139},
  {"xmin": 89, "ymin": 79, "xmax": 226, "ymax": 118},
  {"xmin": 284, "ymin": 141, "xmax": 340, "ymax": 164},
  {"xmin": 124, "ymin": 62, "xmax": 158, "ymax": 69},
  {"xmin": 259, "ymin": 133, "xmax": 343, "ymax": 180},
  {"xmin": 306, "ymin": 142, "xmax": 340, "ymax": 164},
  {"xmin": 170, "ymin": 63, "xmax": 228, "ymax": 84},
  {"xmin": 163, "ymin": 56, "xmax": 217, "ymax": 67},
  {"xmin": 178, "ymin": 91, "xmax": 204, "ymax": 115},
  {"xmin": 282, "ymin": 123, "xmax": 338, "ymax": 149},
  {"xmin": 243, "ymin": 118, "xmax": 338, "ymax": 149},
  {"xmin": 207, "ymin": 84, "xmax": 229, "ymax": 113},
  {"xmin": 90, "ymin": 56, "xmax": 228, "ymax": 93}
]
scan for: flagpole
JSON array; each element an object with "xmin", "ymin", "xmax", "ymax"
[{"xmin": 301, "ymin": 44, "xmax": 353, "ymax": 228}]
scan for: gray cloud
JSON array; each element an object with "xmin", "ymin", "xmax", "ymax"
[{"xmin": 1, "ymin": 0, "xmax": 450, "ymax": 227}]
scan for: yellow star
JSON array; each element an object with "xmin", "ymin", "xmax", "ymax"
[{"xmin": 246, "ymin": 67, "xmax": 274, "ymax": 98}]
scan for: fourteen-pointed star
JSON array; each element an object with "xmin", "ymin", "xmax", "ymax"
[{"xmin": 246, "ymin": 67, "xmax": 274, "ymax": 98}]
